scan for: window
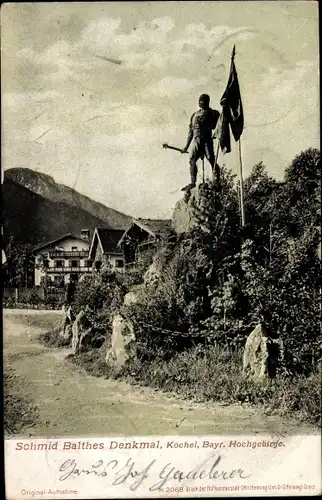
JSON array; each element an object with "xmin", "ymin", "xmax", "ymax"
[
  {"xmin": 71, "ymin": 246, "xmax": 78, "ymax": 251},
  {"xmin": 84, "ymin": 260, "xmax": 93, "ymax": 267},
  {"xmin": 115, "ymin": 259, "xmax": 124, "ymax": 268},
  {"xmin": 70, "ymin": 260, "xmax": 79, "ymax": 268},
  {"xmin": 55, "ymin": 260, "xmax": 64, "ymax": 268}
]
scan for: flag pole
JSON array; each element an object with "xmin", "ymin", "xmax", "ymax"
[
  {"xmin": 232, "ymin": 44, "xmax": 245, "ymax": 227},
  {"xmin": 238, "ymin": 138, "xmax": 245, "ymax": 227},
  {"xmin": 214, "ymin": 139, "xmax": 220, "ymax": 167},
  {"xmin": 213, "ymin": 139, "xmax": 220, "ymax": 184},
  {"xmin": 231, "ymin": 44, "xmax": 236, "ymax": 62}
]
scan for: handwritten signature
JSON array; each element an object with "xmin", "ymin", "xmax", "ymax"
[{"xmin": 58, "ymin": 454, "xmax": 251, "ymax": 491}]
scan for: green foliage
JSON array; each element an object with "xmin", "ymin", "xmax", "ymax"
[
  {"xmin": 243, "ymin": 162, "xmax": 280, "ymax": 265},
  {"xmin": 281, "ymin": 148, "xmax": 321, "ymax": 234},
  {"xmin": 41, "ymin": 148, "xmax": 321, "ymax": 426},
  {"xmin": 4, "ymin": 364, "xmax": 38, "ymax": 434},
  {"xmin": 237, "ymin": 149, "xmax": 321, "ymax": 374},
  {"xmin": 241, "ymin": 228, "xmax": 321, "ymax": 374},
  {"xmin": 72, "ymin": 267, "xmax": 127, "ymax": 332},
  {"xmin": 4, "ymin": 237, "xmax": 34, "ymax": 287},
  {"xmin": 124, "ymin": 346, "xmax": 320, "ymax": 426},
  {"xmin": 65, "ymin": 148, "xmax": 320, "ymax": 380},
  {"xmin": 73, "ymin": 344, "xmax": 321, "ymax": 427},
  {"xmin": 117, "ymin": 150, "xmax": 320, "ymax": 373}
]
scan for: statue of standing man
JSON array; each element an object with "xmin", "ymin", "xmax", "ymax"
[{"xmin": 181, "ymin": 94, "xmax": 221, "ymax": 192}]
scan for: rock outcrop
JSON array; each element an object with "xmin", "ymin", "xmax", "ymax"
[
  {"xmin": 71, "ymin": 310, "xmax": 94, "ymax": 354},
  {"xmin": 172, "ymin": 186, "xmax": 199, "ymax": 234},
  {"xmin": 143, "ymin": 247, "xmax": 173, "ymax": 286},
  {"xmin": 105, "ymin": 313, "xmax": 137, "ymax": 373},
  {"xmin": 123, "ymin": 284, "xmax": 146, "ymax": 306},
  {"xmin": 243, "ymin": 324, "xmax": 283, "ymax": 379},
  {"xmin": 53, "ymin": 305, "xmax": 75, "ymax": 344},
  {"xmin": 171, "ymin": 182, "xmax": 216, "ymax": 234}
]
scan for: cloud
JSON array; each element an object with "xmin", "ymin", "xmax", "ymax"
[
  {"xmin": 77, "ymin": 17, "xmax": 258, "ymax": 70},
  {"xmin": 146, "ymin": 76, "xmax": 207, "ymax": 98},
  {"xmin": 13, "ymin": 16, "xmax": 258, "ymax": 87},
  {"xmin": 179, "ymin": 23, "xmax": 256, "ymax": 51},
  {"xmin": 80, "ymin": 17, "xmax": 122, "ymax": 48},
  {"xmin": 245, "ymin": 59, "xmax": 318, "ymax": 129},
  {"xmin": 2, "ymin": 4, "xmax": 319, "ymax": 218},
  {"xmin": 81, "ymin": 16, "xmax": 175, "ymax": 52},
  {"xmin": 16, "ymin": 42, "xmax": 93, "ymax": 81},
  {"xmin": 3, "ymin": 90, "xmax": 59, "ymax": 109}
]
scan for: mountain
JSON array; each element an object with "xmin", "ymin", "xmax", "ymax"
[
  {"xmin": 2, "ymin": 168, "xmax": 132, "ymax": 247},
  {"xmin": 5, "ymin": 168, "xmax": 131, "ymax": 228}
]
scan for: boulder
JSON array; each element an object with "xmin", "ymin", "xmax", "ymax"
[
  {"xmin": 71, "ymin": 310, "xmax": 94, "ymax": 354},
  {"xmin": 171, "ymin": 183, "xmax": 213, "ymax": 235},
  {"xmin": 243, "ymin": 324, "xmax": 283, "ymax": 379},
  {"xmin": 105, "ymin": 314, "xmax": 137, "ymax": 372},
  {"xmin": 53, "ymin": 306, "xmax": 75, "ymax": 344},
  {"xmin": 143, "ymin": 247, "xmax": 173, "ymax": 286},
  {"xmin": 123, "ymin": 284, "xmax": 146, "ymax": 306},
  {"xmin": 62, "ymin": 324, "xmax": 73, "ymax": 343},
  {"xmin": 123, "ymin": 291, "xmax": 139, "ymax": 306},
  {"xmin": 171, "ymin": 186, "xmax": 199, "ymax": 234}
]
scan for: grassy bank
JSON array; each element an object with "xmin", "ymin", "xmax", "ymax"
[
  {"xmin": 67, "ymin": 344, "xmax": 321, "ymax": 428},
  {"xmin": 4, "ymin": 364, "xmax": 38, "ymax": 435}
]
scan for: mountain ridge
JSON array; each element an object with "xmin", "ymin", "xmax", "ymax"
[
  {"xmin": 4, "ymin": 168, "xmax": 132, "ymax": 230},
  {"xmin": 3, "ymin": 168, "xmax": 133, "ymax": 248}
]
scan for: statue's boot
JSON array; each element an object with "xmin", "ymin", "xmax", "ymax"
[{"xmin": 181, "ymin": 182, "xmax": 196, "ymax": 192}]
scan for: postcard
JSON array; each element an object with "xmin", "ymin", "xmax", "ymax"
[{"xmin": 2, "ymin": 1, "xmax": 321, "ymax": 498}]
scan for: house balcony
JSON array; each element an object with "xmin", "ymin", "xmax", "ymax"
[
  {"xmin": 46, "ymin": 266, "xmax": 92, "ymax": 273},
  {"xmin": 48, "ymin": 250, "xmax": 89, "ymax": 258}
]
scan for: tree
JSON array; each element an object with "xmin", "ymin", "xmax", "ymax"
[
  {"xmin": 274, "ymin": 148, "xmax": 321, "ymax": 236},
  {"xmin": 4, "ymin": 237, "xmax": 34, "ymax": 287},
  {"xmin": 240, "ymin": 228, "xmax": 321, "ymax": 374},
  {"xmin": 239, "ymin": 149, "xmax": 321, "ymax": 373},
  {"xmin": 243, "ymin": 162, "xmax": 281, "ymax": 267}
]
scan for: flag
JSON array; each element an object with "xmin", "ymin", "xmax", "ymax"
[
  {"xmin": 216, "ymin": 108, "xmax": 231, "ymax": 154},
  {"xmin": 218, "ymin": 46, "xmax": 244, "ymax": 154}
]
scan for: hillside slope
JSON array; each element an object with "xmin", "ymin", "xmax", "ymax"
[
  {"xmin": 2, "ymin": 177, "xmax": 127, "ymax": 247},
  {"xmin": 4, "ymin": 168, "xmax": 131, "ymax": 230}
]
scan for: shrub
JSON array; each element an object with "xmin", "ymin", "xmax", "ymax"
[
  {"xmin": 38, "ymin": 327, "xmax": 69, "ymax": 347},
  {"xmin": 68, "ymin": 349, "xmax": 109, "ymax": 378},
  {"xmin": 72, "ymin": 268, "xmax": 126, "ymax": 332},
  {"xmin": 3, "ymin": 297, "xmax": 16, "ymax": 308},
  {"xmin": 73, "ymin": 343, "xmax": 321, "ymax": 427}
]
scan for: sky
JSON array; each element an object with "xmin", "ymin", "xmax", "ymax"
[{"xmin": 1, "ymin": 1, "xmax": 319, "ymax": 219}]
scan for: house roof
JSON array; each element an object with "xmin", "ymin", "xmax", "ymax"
[
  {"xmin": 117, "ymin": 218, "xmax": 172, "ymax": 247},
  {"xmin": 135, "ymin": 218, "xmax": 172, "ymax": 236},
  {"xmin": 33, "ymin": 233, "xmax": 90, "ymax": 252},
  {"xmin": 97, "ymin": 228, "xmax": 124, "ymax": 253},
  {"xmin": 89, "ymin": 228, "xmax": 124, "ymax": 258}
]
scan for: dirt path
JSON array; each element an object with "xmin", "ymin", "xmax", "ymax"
[{"xmin": 3, "ymin": 309, "xmax": 315, "ymax": 438}]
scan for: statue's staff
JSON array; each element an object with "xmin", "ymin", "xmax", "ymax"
[{"xmin": 162, "ymin": 143, "xmax": 188, "ymax": 154}]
